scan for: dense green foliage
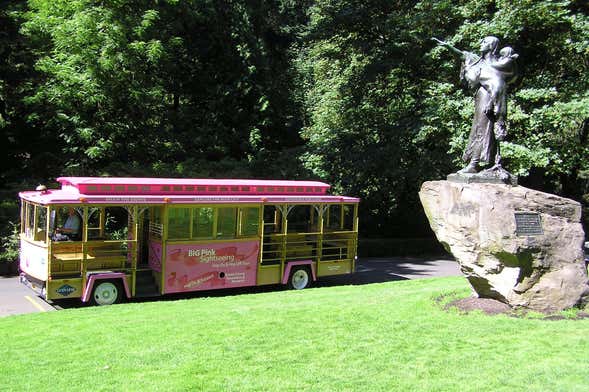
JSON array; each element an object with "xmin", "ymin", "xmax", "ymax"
[
  {"xmin": 300, "ymin": 0, "xmax": 589, "ymax": 234},
  {"xmin": 19, "ymin": 0, "xmax": 310, "ymax": 178},
  {"xmin": 1, "ymin": 0, "xmax": 588, "ymax": 241}
]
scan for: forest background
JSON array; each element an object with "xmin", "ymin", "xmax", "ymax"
[{"xmin": 1, "ymin": 0, "xmax": 588, "ymax": 258}]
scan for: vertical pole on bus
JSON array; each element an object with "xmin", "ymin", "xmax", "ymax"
[
  {"xmin": 317, "ymin": 204, "xmax": 325, "ymax": 267},
  {"xmin": 280, "ymin": 205, "xmax": 287, "ymax": 280},
  {"xmin": 212, "ymin": 207, "xmax": 219, "ymax": 240},
  {"xmin": 353, "ymin": 203, "xmax": 359, "ymax": 272},
  {"xmin": 97, "ymin": 207, "xmax": 104, "ymax": 238},
  {"xmin": 237, "ymin": 208, "xmax": 243, "ymax": 237},
  {"xmin": 160, "ymin": 204, "xmax": 169, "ymax": 295},
  {"xmin": 82, "ymin": 206, "xmax": 88, "ymax": 292},
  {"xmin": 343, "ymin": 204, "xmax": 348, "ymax": 260},
  {"xmin": 25, "ymin": 203, "xmax": 30, "ymax": 237},
  {"xmin": 132, "ymin": 205, "xmax": 138, "ymax": 297},
  {"xmin": 189, "ymin": 208, "xmax": 194, "ymax": 239},
  {"xmin": 47, "ymin": 205, "xmax": 53, "ymax": 280},
  {"xmin": 82, "ymin": 206, "xmax": 88, "ymax": 242},
  {"xmin": 32, "ymin": 205, "xmax": 38, "ymax": 241},
  {"xmin": 258, "ymin": 204, "xmax": 266, "ymax": 271},
  {"xmin": 20, "ymin": 200, "xmax": 24, "ymax": 235},
  {"xmin": 44, "ymin": 206, "xmax": 50, "ymax": 243},
  {"xmin": 258, "ymin": 203, "xmax": 264, "ymax": 271}
]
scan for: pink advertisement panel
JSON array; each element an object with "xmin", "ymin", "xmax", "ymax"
[
  {"xmin": 148, "ymin": 241, "xmax": 162, "ymax": 272},
  {"xmin": 164, "ymin": 241, "xmax": 259, "ymax": 294}
]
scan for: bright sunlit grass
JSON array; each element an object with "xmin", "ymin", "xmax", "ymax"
[{"xmin": 1, "ymin": 277, "xmax": 588, "ymax": 391}]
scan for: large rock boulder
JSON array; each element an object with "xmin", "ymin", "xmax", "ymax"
[{"xmin": 419, "ymin": 180, "xmax": 589, "ymax": 313}]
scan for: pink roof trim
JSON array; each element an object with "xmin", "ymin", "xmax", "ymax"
[
  {"xmin": 19, "ymin": 190, "xmax": 359, "ymax": 205},
  {"xmin": 20, "ymin": 177, "xmax": 360, "ymax": 205},
  {"xmin": 57, "ymin": 177, "xmax": 329, "ymax": 187},
  {"xmin": 56, "ymin": 177, "xmax": 330, "ymax": 196}
]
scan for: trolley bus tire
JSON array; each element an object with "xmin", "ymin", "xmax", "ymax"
[
  {"xmin": 91, "ymin": 280, "xmax": 123, "ymax": 306},
  {"xmin": 287, "ymin": 266, "xmax": 312, "ymax": 290}
]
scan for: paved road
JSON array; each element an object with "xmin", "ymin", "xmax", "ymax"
[
  {"xmin": 0, "ymin": 275, "xmax": 55, "ymax": 317},
  {"xmin": 1, "ymin": 256, "xmax": 461, "ymax": 317}
]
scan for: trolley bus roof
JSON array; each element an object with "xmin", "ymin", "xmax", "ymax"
[{"xmin": 19, "ymin": 177, "xmax": 360, "ymax": 205}]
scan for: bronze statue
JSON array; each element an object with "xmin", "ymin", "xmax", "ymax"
[{"xmin": 433, "ymin": 37, "xmax": 518, "ymax": 180}]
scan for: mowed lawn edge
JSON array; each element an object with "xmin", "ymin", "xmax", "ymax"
[{"xmin": 1, "ymin": 277, "xmax": 588, "ymax": 392}]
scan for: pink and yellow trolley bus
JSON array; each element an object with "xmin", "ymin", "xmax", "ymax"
[{"xmin": 19, "ymin": 177, "xmax": 359, "ymax": 305}]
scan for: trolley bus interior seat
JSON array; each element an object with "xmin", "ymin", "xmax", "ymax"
[
  {"xmin": 321, "ymin": 233, "xmax": 355, "ymax": 261},
  {"xmin": 285, "ymin": 234, "xmax": 316, "ymax": 259},
  {"xmin": 51, "ymin": 242, "xmax": 128, "ymax": 274}
]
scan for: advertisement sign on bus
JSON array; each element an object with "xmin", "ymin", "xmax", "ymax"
[{"xmin": 164, "ymin": 241, "xmax": 259, "ymax": 293}]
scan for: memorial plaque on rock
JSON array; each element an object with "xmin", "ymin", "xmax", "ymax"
[{"xmin": 514, "ymin": 212, "xmax": 543, "ymax": 236}]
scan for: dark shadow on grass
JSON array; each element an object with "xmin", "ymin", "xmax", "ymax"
[
  {"xmin": 358, "ymin": 256, "xmax": 457, "ymax": 277},
  {"xmin": 315, "ymin": 256, "xmax": 458, "ymax": 287}
]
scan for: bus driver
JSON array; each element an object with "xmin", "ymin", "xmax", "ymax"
[{"xmin": 52, "ymin": 208, "xmax": 81, "ymax": 241}]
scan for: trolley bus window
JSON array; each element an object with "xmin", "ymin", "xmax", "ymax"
[
  {"xmin": 325, "ymin": 204, "xmax": 355, "ymax": 232},
  {"xmin": 287, "ymin": 205, "xmax": 313, "ymax": 233},
  {"xmin": 168, "ymin": 207, "xmax": 190, "ymax": 239},
  {"xmin": 193, "ymin": 207, "xmax": 214, "ymax": 238},
  {"xmin": 149, "ymin": 207, "xmax": 163, "ymax": 239},
  {"xmin": 263, "ymin": 205, "xmax": 282, "ymax": 234},
  {"xmin": 168, "ymin": 206, "xmax": 244, "ymax": 240},
  {"xmin": 35, "ymin": 206, "xmax": 48, "ymax": 242},
  {"xmin": 24, "ymin": 203, "xmax": 48, "ymax": 243},
  {"xmin": 342, "ymin": 204, "xmax": 355, "ymax": 231},
  {"xmin": 87, "ymin": 207, "xmax": 103, "ymax": 240},
  {"xmin": 217, "ymin": 207, "xmax": 237, "ymax": 238},
  {"xmin": 326, "ymin": 204, "xmax": 342, "ymax": 231},
  {"xmin": 240, "ymin": 207, "xmax": 260, "ymax": 237},
  {"xmin": 102, "ymin": 207, "xmax": 130, "ymax": 240},
  {"xmin": 25, "ymin": 202, "xmax": 34, "ymax": 238}
]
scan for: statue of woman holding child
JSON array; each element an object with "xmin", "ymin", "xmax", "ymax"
[{"xmin": 433, "ymin": 36, "xmax": 518, "ymax": 182}]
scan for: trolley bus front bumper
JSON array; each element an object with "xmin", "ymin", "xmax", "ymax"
[{"xmin": 19, "ymin": 273, "xmax": 47, "ymax": 299}]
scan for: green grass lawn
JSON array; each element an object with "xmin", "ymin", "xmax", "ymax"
[{"xmin": 1, "ymin": 277, "xmax": 588, "ymax": 391}]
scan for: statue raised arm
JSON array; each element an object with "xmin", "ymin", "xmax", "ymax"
[{"xmin": 431, "ymin": 37, "xmax": 479, "ymax": 62}]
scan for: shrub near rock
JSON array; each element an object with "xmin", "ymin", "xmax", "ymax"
[{"xmin": 0, "ymin": 222, "xmax": 20, "ymax": 276}]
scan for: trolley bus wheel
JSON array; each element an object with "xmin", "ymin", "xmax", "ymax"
[
  {"xmin": 91, "ymin": 280, "xmax": 122, "ymax": 306},
  {"xmin": 288, "ymin": 266, "xmax": 311, "ymax": 290}
]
